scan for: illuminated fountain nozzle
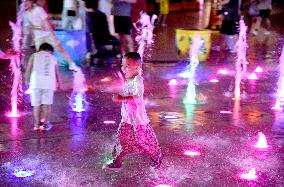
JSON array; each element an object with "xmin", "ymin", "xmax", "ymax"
[
  {"xmin": 8, "ymin": 101, "xmax": 20, "ymax": 117},
  {"xmin": 241, "ymin": 168, "xmax": 257, "ymax": 180},
  {"xmin": 254, "ymin": 132, "xmax": 268, "ymax": 149}
]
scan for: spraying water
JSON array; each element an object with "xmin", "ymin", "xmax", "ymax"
[
  {"xmin": 254, "ymin": 132, "xmax": 268, "ymax": 149},
  {"xmin": 234, "ymin": 18, "xmax": 248, "ymax": 100},
  {"xmin": 183, "ymin": 35, "xmax": 202, "ymax": 104},
  {"xmin": 272, "ymin": 45, "xmax": 284, "ymax": 110},
  {"xmin": 133, "ymin": 12, "xmax": 157, "ymax": 59},
  {"xmin": 71, "ymin": 69, "xmax": 86, "ymax": 112},
  {"xmin": 7, "ymin": 3, "xmax": 25, "ymax": 117}
]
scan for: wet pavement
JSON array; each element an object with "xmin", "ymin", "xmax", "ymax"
[{"xmin": 1, "ymin": 1, "xmax": 284, "ymax": 187}]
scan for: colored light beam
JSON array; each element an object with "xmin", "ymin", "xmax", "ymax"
[{"xmin": 234, "ymin": 19, "xmax": 248, "ymax": 100}]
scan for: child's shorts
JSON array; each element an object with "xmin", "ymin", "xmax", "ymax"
[{"xmin": 31, "ymin": 89, "xmax": 54, "ymax": 106}]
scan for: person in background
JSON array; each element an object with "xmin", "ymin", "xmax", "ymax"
[
  {"xmin": 24, "ymin": 43, "xmax": 62, "ymax": 131},
  {"xmin": 112, "ymin": 0, "xmax": 137, "ymax": 54},
  {"xmin": 251, "ymin": 0, "xmax": 272, "ymax": 36},
  {"xmin": 23, "ymin": 0, "xmax": 79, "ymax": 71},
  {"xmin": 213, "ymin": 0, "xmax": 240, "ymax": 52},
  {"xmin": 157, "ymin": 0, "xmax": 169, "ymax": 26}
]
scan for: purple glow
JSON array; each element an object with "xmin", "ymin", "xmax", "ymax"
[
  {"xmin": 234, "ymin": 19, "xmax": 248, "ymax": 100},
  {"xmin": 254, "ymin": 132, "xmax": 268, "ymax": 149},
  {"xmin": 254, "ymin": 66, "xmax": 263, "ymax": 73},
  {"xmin": 220, "ymin": 111, "xmax": 232, "ymax": 114},
  {"xmin": 272, "ymin": 100, "xmax": 282, "ymax": 110},
  {"xmin": 13, "ymin": 169, "xmax": 35, "ymax": 178},
  {"xmin": 248, "ymin": 73, "xmax": 258, "ymax": 80},
  {"xmin": 103, "ymin": 121, "xmax": 116, "ymax": 124},
  {"xmin": 240, "ymin": 168, "xmax": 257, "ymax": 180},
  {"xmin": 168, "ymin": 79, "xmax": 178, "ymax": 86},
  {"xmin": 218, "ymin": 69, "xmax": 228, "ymax": 75},
  {"xmin": 134, "ymin": 12, "xmax": 157, "ymax": 58},
  {"xmin": 184, "ymin": 150, "xmax": 200, "ymax": 156},
  {"xmin": 210, "ymin": 79, "xmax": 219, "ymax": 83}
]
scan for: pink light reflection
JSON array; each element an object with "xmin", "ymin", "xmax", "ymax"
[
  {"xmin": 218, "ymin": 69, "xmax": 228, "ymax": 75},
  {"xmin": 254, "ymin": 132, "xmax": 268, "ymax": 149},
  {"xmin": 254, "ymin": 66, "xmax": 263, "ymax": 73},
  {"xmin": 210, "ymin": 79, "xmax": 219, "ymax": 83},
  {"xmin": 248, "ymin": 73, "xmax": 258, "ymax": 80},
  {"xmin": 240, "ymin": 168, "xmax": 257, "ymax": 180},
  {"xmin": 184, "ymin": 150, "xmax": 200, "ymax": 156},
  {"xmin": 220, "ymin": 111, "xmax": 232, "ymax": 114},
  {"xmin": 168, "ymin": 79, "xmax": 178, "ymax": 86},
  {"xmin": 103, "ymin": 120, "xmax": 116, "ymax": 124}
]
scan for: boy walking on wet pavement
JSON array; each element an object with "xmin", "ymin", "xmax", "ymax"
[
  {"xmin": 104, "ymin": 52, "xmax": 163, "ymax": 171},
  {"xmin": 25, "ymin": 43, "xmax": 62, "ymax": 131}
]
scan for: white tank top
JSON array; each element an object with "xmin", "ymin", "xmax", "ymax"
[{"xmin": 30, "ymin": 51, "xmax": 57, "ymax": 90}]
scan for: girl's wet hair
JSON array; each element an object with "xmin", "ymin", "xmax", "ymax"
[{"xmin": 123, "ymin": 52, "xmax": 141, "ymax": 65}]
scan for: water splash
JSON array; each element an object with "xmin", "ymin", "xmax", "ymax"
[
  {"xmin": 133, "ymin": 12, "xmax": 157, "ymax": 59},
  {"xmin": 234, "ymin": 19, "xmax": 248, "ymax": 100},
  {"xmin": 7, "ymin": 3, "xmax": 25, "ymax": 117},
  {"xmin": 254, "ymin": 132, "xmax": 268, "ymax": 149},
  {"xmin": 71, "ymin": 69, "xmax": 86, "ymax": 112},
  {"xmin": 272, "ymin": 45, "xmax": 284, "ymax": 110},
  {"xmin": 183, "ymin": 35, "xmax": 202, "ymax": 104},
  {"xmin": 240, "ymin": 168, "xmax": 257, "ymax": 180}
]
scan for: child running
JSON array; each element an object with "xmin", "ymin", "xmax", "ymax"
[
  {"xmin": 105, "ymin": 52, "xmax": 163, "ymax": 171},
  {"xmin": 25, "ymin": 43, "xmax": 62, "ymax": 131}
]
